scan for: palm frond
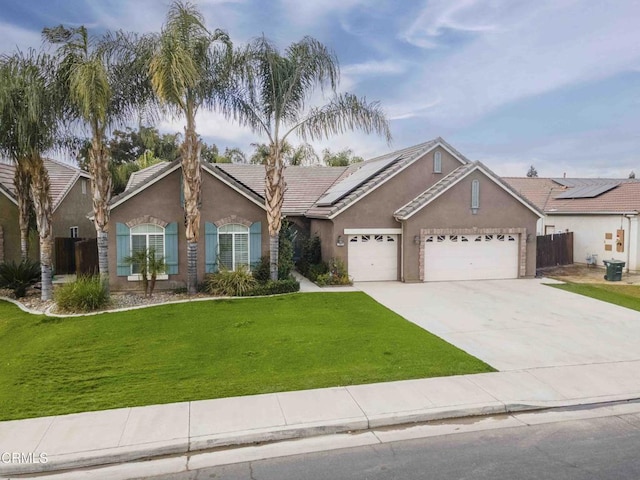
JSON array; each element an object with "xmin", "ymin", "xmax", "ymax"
[{"xmin": 289, "ymin": 93, "xmax": 392, "ymax": 144}]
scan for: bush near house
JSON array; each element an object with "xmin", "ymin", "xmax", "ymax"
[
  {"xmin": 297, "ymin": 236, "xmax": 352, "ymax": 286},
  {"xmin": 0, "ymin": 260, "xmax": 41, "ymax": 298},
  {"xmin": 55, "ymin": 275, "xmax": 109, "ymax": 312}
]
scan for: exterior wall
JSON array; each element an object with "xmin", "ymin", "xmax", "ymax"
[
  {"xmin": 544, "ymin": 214, "xmax": 639, "ymax": 272},
  {"xmin": 309, "ymin": 219, "xmax": 334, "ymax": 262},
  {"xmin": 52, "ymin": 179, "xmax": 95, "ymax": 239},
  {"xmin": 401, "ymin": 170, "xmax": 539, "ymax": 281},
  {"xmin": 0, "ymin": 194, "xmax": 20, "ymax": 264},
  {"xmin": 109, "ymin": 169, "xmax": 268, "ymax": 291},
  {"xmin": 330, "ymin": 148, "xmax": 463, "ymax": 272}
]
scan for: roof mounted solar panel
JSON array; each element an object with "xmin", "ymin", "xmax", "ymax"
[
  {"xmin": 315, "ymin": 154, "xmax": 402, "ymax": 206},
  {"xmin": 554, "ymin": 183, "xmax": 618, "ymax": 199}
]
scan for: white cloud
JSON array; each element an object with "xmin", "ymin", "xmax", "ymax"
[
  {"xmin": 342, "ymin": 60, "xmax": 406, "ymax": 76},
  {"xmin": 0, "ymin": 22, "xmax": 42, "ymax": 53},
  {"xmin": 393, "ymin": 1, "xmax": 640, "ymax": 126}
]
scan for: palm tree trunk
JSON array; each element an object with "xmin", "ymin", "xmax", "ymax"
[
  {"xmin": 90, "ymin": 134, "xmax": 112, "ymax": 295},
  {"xmin": 28, "ymin": 156, "xmax": 53, "ymax": 301},
  {"xmin": 265, "ymin": 152, "xmax": 285, "ymax": 281},
  {"xmin": 14, "ymin": 167, "xmax": 31, "ymax": 261},
  {"xmin": 181, "ymin": 123, "xmax": 202, "ymax": 295}
]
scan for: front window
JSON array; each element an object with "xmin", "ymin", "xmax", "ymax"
[
  {"xmin": 130, "ymin": 224, "xmax": 165, "ymax": 274},
  {"xmin": 218, "ymin": 224, "xmax": 249, "ymax": 271}
]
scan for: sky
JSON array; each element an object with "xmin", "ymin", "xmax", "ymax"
[{"xmin": 1, "ymin": 0, "xmax": 639, "ymax": 178}]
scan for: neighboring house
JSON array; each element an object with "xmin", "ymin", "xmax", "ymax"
[
  {"xmin": 110, "ymin": 138, "xmax": 542, "ymax": 290},
  {"xmin": 0, "ymin": 159, "xmax": 94, "ymax": 265},
  {"xmin": 505, "ymin": 177, "xmax": 640, "ymax": 272}
]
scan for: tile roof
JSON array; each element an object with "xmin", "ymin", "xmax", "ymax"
[
  {"xmin": 504, "ymin": 177, "xmax": 640, "ymax": 214},
  {"xmin": 126, "ymin": 162, "xmax": 172, "ymax": 190},
  {"xmin": 217, "ymin": 164, "xmax": 347, "ymax": 215},
  {"xmin": 0, "ymin": 158, "xmax": 89, "ymax": 211},
  {"xmin": 306, "ymin": 137, "xmax": 468, "ymax": 218}
]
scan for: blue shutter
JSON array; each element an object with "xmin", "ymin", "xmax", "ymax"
[
  {"xmin": 165, "ymin": 222, "xmax": 178, "ymax": 275},
  {"xmin": 250, "ymin": 222, "xmax": 262, "ymax": 267},
  {"xmin": 205, "ymin": 222, "xmax": 218, "ymax": 273},
  {"xmin": 116, "ymin": 223, "xmax": 130, "ymax": 276}
]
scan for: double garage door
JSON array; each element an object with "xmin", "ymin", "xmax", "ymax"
[{"xmin": 424, "ymin": 233, "xmax": 519, "ymax": 281}]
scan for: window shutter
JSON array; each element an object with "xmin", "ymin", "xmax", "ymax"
[
  {"xmin": 205, "ymin": 222, "xmax": 218, "ymax": 273},
  {"xmin": 116, "ymin": 223, "xmax": 130, "ymax": 276},
  {"xmin": 249, "ymin": 222, "xmax": 262, "ymax": 267},
  {"xmin": 165, "ymin": 222, "xmax": 178, "ymax": 274}
]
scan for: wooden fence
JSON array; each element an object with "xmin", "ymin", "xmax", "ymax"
[
  {"xmin": 75, "ymin": 238, "xmax": 99, "ymax": 275},
  {"xmin": 54, "ymin": 237, "xmax": 81, "ymax": 274},
  {"xmin": 536, "ymin": 232, "xmax": 573, "ymax": 268}
]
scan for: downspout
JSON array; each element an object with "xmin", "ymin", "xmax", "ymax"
[
  {"xmin": 400, "ymin": 218, "xmax": 404, "ymax": 282},
  {"xmin": 626, "ymin": 214, "xmax": 633, "ymax": 273}
]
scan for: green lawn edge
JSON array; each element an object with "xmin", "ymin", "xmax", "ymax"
[
  {"xmin": 0, "ymin": 292, "xmax": 494, "ymax": 421},
  {"xmin": 547, "ymin": 282, "xmax": 640, "ymax": 312}
]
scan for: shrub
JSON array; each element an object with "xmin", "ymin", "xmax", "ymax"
[
  {"xmin": 55, "ymin": 275, "xmax": 109, "ymax": 312},
  {"xmin": 296, "ymin": 235, "xmax": 322, "ymax": 276},
  {"xmin": 204, "ymin": 265, "xmax": 257, "ymax": 296},
  {"xmin": 244, "ymin": 278, "xmax": 300, "ymax": 296},
  {"xmin": 278, "ymin": 222, "xmax": 295, "ymax": 279},
  {"xmin": 0, "ymin": 260, "xmax": 41, "ymax": 298},
  {"xmin": 124, "ymin": 248, "xmax": 166, "ymax": 297},
  {"xmin": 253, "ymin": 256, "xmax": 271, "ymax": 284},
  {"xmin": 307, "ymin": 262, "xmax": 329, "ymax": 282},
  {"xmin": 315, "ymin": 258, "xmax": 352, "ymax": 286}
]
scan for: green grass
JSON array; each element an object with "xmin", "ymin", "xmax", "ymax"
[
  {"xmin": 0, "ymin": 292, "xmax": 493, "ymax": 421},
  {"xmin": 549, "ymin": 283, "xmax": 640, "ymax": 312}
]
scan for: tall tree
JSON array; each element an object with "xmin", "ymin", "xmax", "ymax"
[
  {"xmin": 322, "ymin": 147, "xmax": 363, "ymax": 166},
  {"xmin": 148, "ymin": 1, "xmax": 232, "ymax": 294},
  {"xmin": 526, "ymin": 165, "xmax": 538, "ymax": 178},
  {"xmin": 0, "ymin": 51, "xmax": 60, "ymax": 299},
  {"xmin": 222, "ymin": 36, "xmax": 391, "ymax": 279},
  {"xmin": 44, "ymin": 25, "xmax": 151, "ymax": 295}
]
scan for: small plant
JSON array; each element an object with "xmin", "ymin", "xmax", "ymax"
[
  {"xmin": 204, "ymin": 265, "xmax": 257, "ymax": 296},
  {"xmin": 124, "ymin": 248, "xmax": 166, "ymax": 297},
  {"xmin": 296, "ymin": 235, "xmax": 322, "ymax": 276},
  {"xmin": 0, "ymin": 260, "xmax": 41, "ymax": 298},
  {"xmin": 307, "ymin": 262, "xmax": 329, "ymax": 282},
  {"xmin": 315, "ymin": 258, "xmax": 352, "ymax": 286},
  {"xmin": 55, "ymin": 275, "xmax": 108, "ymax": 312}
]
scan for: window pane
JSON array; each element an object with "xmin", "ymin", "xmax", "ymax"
[
  {"xmin": 149, "ymin": 234, "xmax": 164, "ymax": 257},
  {"xmin": 131, "ymin": 235, "xmax": 147, "ymax": 274},
  {"xmin": 219, "ymin": 234, "xmax": 233, "ymax": 270},
  {"xmin": 235, "ymin": 233, "xmax": 249, "ymax": 268}
]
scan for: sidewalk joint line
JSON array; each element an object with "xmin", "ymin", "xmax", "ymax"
[{"xmin": 117, "ymin": 408, "xmax": 133, "ymax": 447}]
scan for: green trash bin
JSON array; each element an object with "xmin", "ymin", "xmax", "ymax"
[{"xmin": 603, "ymin": 259, "xmax": 625, "ymax": 281}]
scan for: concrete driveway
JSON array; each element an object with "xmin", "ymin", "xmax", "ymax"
[{"xmin": 357, "ymin": 279, "xmax": 640, "ymax": 371}]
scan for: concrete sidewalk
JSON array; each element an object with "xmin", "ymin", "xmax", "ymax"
[{"xmin": 2, "ymin": 359, "xmax": 640, "ymax": 476}]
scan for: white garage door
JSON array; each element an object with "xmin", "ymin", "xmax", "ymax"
[
  {"xmin": 424, "ymin": 233, "xmax": 519, "ymax": 282},
  {"xmin": 348, "ymin": 234, "xmax": 398, "ymax": 281}
]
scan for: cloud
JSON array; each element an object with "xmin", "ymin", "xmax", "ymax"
[
  {"xmin": 0, "ymin": 22, "xmax": 42, "ymax": 52},
  {"xmin": 392, "ymin": 1, "xmax": 640, "ymax": 127}
]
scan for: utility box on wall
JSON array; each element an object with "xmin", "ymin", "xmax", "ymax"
[{"xmin": 616, "ymin": 229, "xmax": 625, "ymax": 253}]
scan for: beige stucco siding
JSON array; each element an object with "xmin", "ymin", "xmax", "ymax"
[
  {"xmin": 109, "ymin": 169, "xmax": 268, "ymax": 291},
  {"xmin": 328, "ymin": 148, "xmax": 463, "ymax": 272},
  {"xmin": 0, "ymin": 194, "xmax": 20, "ymax": 264},
  {"xmin": 52, "ymin": 179, "xmax": 95, "ymax": 239},
  {"xmin": 401, "ymin": 170, "xmax": 539, "ymax": 281},
  {"xmin": 309, "ymin": 219, "xmax": 334, "ymax": 262}
]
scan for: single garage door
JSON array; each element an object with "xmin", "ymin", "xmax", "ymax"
[
  {"xmin": 424, "ymin": 233, "xmax": 519, "ymax": 281},
  {"xmin": 348, "ymin": 234, "xmax": 398, "ymax": 281}
]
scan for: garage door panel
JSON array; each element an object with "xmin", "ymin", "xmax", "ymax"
[
  {"xmin": 348, "ymin": 234, "xmax": 398, "ymax": 281},
  {"xmin": 424, "ymin": 234, "xmax": 518, "ymax": 282}
]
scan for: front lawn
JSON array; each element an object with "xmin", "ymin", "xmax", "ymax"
[
  {"xmin": 0, "ymin": 292, "xmax": 493, "ymax": 421},
  {"xmin": 549, "ymin": 283, "xmax": 640, "ymax": 312}
]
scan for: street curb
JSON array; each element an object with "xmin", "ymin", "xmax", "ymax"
[{"xmin": 8, "ymin": 395, "xmax": 640, "ymax": 476}]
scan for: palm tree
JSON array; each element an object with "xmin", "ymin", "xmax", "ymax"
[
  {"xmin": 44, "ymin": 25, "xmax": 152, "ymax": 295},
  {"xmin": 0, "ymin": 51, "xmax": 60, "ymax": 300},
  {"xmin": 222, "ymin": 36, "xmax": 392, "ymax": 280},
  {"xmin": 148, "ymin": 1, "xmax": 232, "ymax": 294}
]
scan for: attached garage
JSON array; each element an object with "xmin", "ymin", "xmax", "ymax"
[
  {"xmin": 424, "ymin": 233, "xmax": 519, "ymax": 281},
  {"xmin": 348, "ymin": 234, "xmax": 398, "ymax": 281}
]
